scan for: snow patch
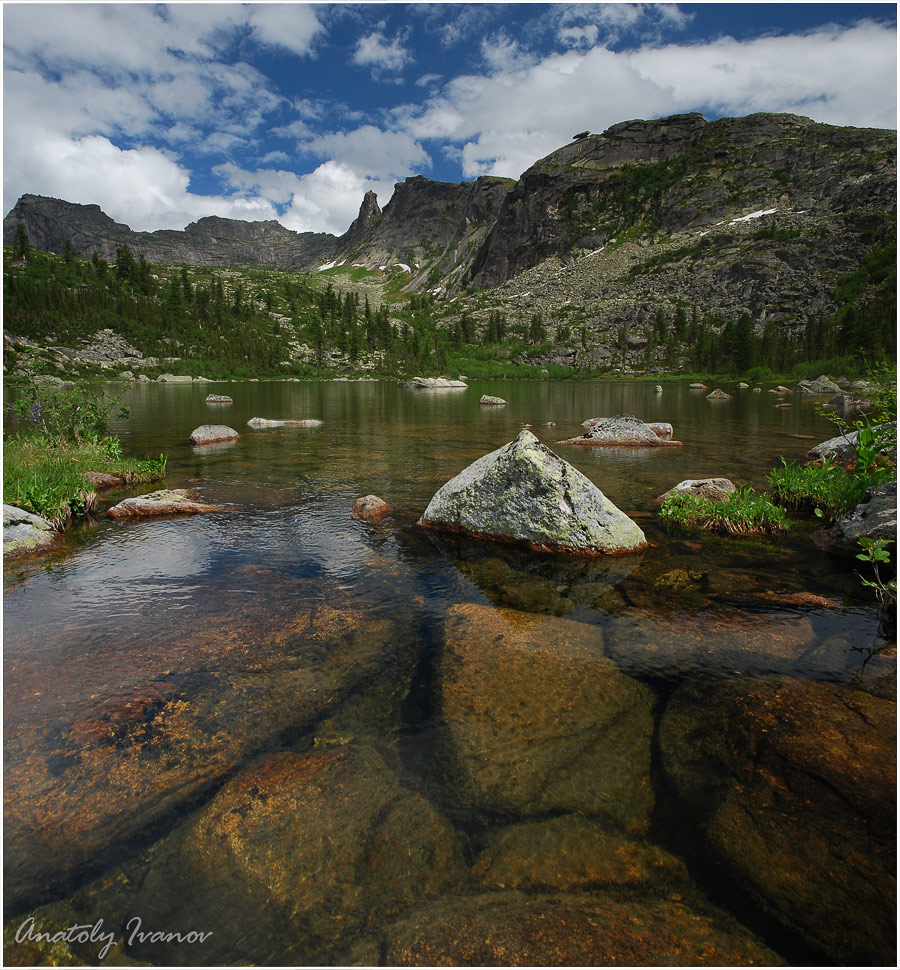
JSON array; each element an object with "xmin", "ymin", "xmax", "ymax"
[
  {"xmin": 730, "ymin": 208, "xmax": 778, "ymax": 224},
  {"xmin": 394, "ymin": 263, "xmax": 411, "ymax": 273},
  {"xmin": 318, "ymin": 260, "xmax": 337, "ymax": 271}
]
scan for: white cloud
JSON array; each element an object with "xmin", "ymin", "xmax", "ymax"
[
  {"xmin": 398, "ymin": 19, "xmax": 897, "ymax": 179},
  {"xmin": 353, "ymin": 30, "xmax": 412, "ymax": 73},
  {"xmin": 247, "ymin": 4, "xmax": 324, "ymax": 56},
  {"xmin": 301, "ymin": 126, "xmax": 430, "ymax": 180}
]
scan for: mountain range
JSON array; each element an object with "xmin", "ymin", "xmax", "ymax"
[{"xmin": 4, "ymin": 111, "xmax": 896, "ymax": 335}]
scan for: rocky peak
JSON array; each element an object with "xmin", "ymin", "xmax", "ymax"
[{"xmin": 340, "ymin": 190, "xmax": 382, "ymax": 246}]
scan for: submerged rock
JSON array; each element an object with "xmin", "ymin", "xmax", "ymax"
[
  {"xmin": 689, "ymin": 382, "xmax": 707, "ymax": 389},
  {"xmin": 382, "ymin": 892, "xmax": 783, "ymax": 966},
  {"xmin": 434, "ymin": 603, "xmax": 656, "ymax": 831},
  {"xmin": 4, "ymin": 597, "xmax": 409, "ymax": 911},
  {"xmin": 418, "ymin": 429, "xmax": 647, "ymax": 555},
  {"xmin": 106, "ymin": 489, "xmax": 224, "ymax": 519},
  {"xmin": 646, "ymin": 421, "xmax": 673, "ymax": 439},
  {"xmin": 188, "ymin": 424, "xmax": 239, "ymax": 445},
  {"xmin": 479, "ymin": 394, "xmax": 508, "ymax": 405},
  {"xmin": 659, "ymin": 675, "xmax": 896, "ymax": 966},
  {"xmin": 351, "ymin": 494, "xmax": 391, "ymax": 521},
  {"xmin": 560, "ymin": 415, "xmax": 683, "ymax": 448},
  {"xmin": 656, "ymin": 478, "xmax": 737, "ymax": 505},
  {"xmin": 129, "ymin": 745, "xmax": 464, "ymax": 965},
  {"xmin": 471, "ymin": 815, "xmax": 687, "ymax": 892},
  {"xmin": 246, "ymin": 416, "xmax": 322, "ymax": 428},
  {"xmin": 3, "ymin": 505, "xmax": 58, "ymax": 558}
]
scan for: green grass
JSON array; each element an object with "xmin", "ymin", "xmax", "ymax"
[
  {"xmin": 767, "ymin": 458, "xmax": 892, "ymax": 525},
  {"xmin": 658, "ymin": 486, "xmax": 788, "ymax": 536},
  {"xmin": 4, "ymin": 436, "xmax": 167, "ymax": 527}
]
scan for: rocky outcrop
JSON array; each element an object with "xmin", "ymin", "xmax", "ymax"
[
  {"xmin": 351, "ymin": 495, "xmax": 391, "ymax": 521},
  {"xmin": 811, "ymin": 481, "xmax": 897, "ymax": 557},
  {"xmin": 561, "ymin": 414, "xmax": 683, "ymax": 447},
  {"xmin": 434, "ymin": 603, "xmax": 656, "ymax": 830},
  {"xmin": 189, "ymin": 424, "xmax": 239, "ymax": 444},
  {"xmin": 659, "ymin": 675, "xmax": 896, "ymax": 965},
  {"xmin": 3, "ymin": 505, "xmax": 58, "ymax": 557},
  {"xmin": 106, "ymin": 488, "xmax": 224, "ymax": 519},
  {"xmin": 419, "ymin": 429, "xmax": 648, "ymax": 555},
  {"xmin": 656, "ymin": 478, "xmax": 737, "ymax": 505}
]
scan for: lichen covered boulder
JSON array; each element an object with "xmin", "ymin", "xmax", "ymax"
[
  {"xmin": 561, "ymin": 415, "xmax": 682, "ymax": 448},
  {"xmin": 793, "ymin": 375, "xmax": 841, "ymax": 395},
  {"xmin": 706, "ymin": 388, "xmax": 733, "ymax": 401},
  {"xmin": 811, "ymin": 481, "xmax": 897, "ymax": 557},
  {"xmin": 418, "ymin": 430, "xmax": 647, "ymax": 555},
  {"xmin": 479, "ymin": 394, "xmax": 508, "ymax": 405},
  {"xmin": 188, "ymin": 424, "xmax": 239, "ymax": 445},
  {"xmin": 3, "ymin": 505, "xmax": 58, "ymax": 558}
]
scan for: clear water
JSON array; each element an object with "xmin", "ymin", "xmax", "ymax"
[{"xmin": 3, "ymin": 379, "xmax": 892, "ymax": 965}]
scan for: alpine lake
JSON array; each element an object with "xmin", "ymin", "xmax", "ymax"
[{"xmin": 3, "ymin": 378, "xmax": 896, "ymax": 967}]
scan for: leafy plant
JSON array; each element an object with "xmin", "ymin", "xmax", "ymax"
[
  {"xmin": 768, "ymin": 457, "xmax": 890, "ymax": 525},
  {"xmin": 6, "ymin": 384, "xmax": 130, "ymax": 444},
  {"xmin": 857, "ymin": 537, "xmax": 897, "ymax": 638},
  {"xmin": 658, "ymin": 486, "xmax": 787, "ymax": 536}
]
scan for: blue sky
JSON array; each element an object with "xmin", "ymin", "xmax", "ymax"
[{"xmin": 4, "ymin": 3, "xmax": 896, "ymax": 235}]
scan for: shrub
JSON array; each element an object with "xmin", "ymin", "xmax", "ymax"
[{"xmin": 6, "ymin": 383, "xmax": 130, "ymax": 444}]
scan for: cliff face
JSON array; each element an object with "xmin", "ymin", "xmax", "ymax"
[
  {"xmin": 3, "ymin": 111, "xmax": 896, "ymax": 330},
  {"xmin": 468, "ymin": 112, "xmax": 896, "ymax": 289},
  {"xmin": 2, "ymin": 195, "xmax": 336, "ymax": 268}
]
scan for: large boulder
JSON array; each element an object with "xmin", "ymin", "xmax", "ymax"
[
  {"xmin": 807, "ymin": 422, "xmax": 896, "ymax": 465},
  {"xmin": 706, "ymin": 388, "xmax": 732, "ymax": 401},
  {"xmin": 433, "ymin": 603, "xmax": 656, "ymax": 832},
  {"xmin": 411, "ymin": 376, "xmax": 467, "ymax": 388},
  {"xmin": 156, "ymin": 373, "xmax": 192, "ymax": 384},
  {"xmin": 560, "ymin": 415, "xmax": 683, "ymax": 448},
  {"xmin": 811, "ymin": 481, "xmax": 897, "ymax": 557},
  {"xmin": 106, "ymin": 488, "xmax": 224, "ymax": 519},
  {"xmin": 419, "ymin": 430, "xmax": 647, "ymax": 555},
  {"xmin": 204, "ymin": 393, "xmax": 232, "ymax": 404},
  {"xmin": 793, "ymin": 375, "xmax": 842, "ymax": 395},
  {"xmin": 128, "ymin": 745, "xmax": 464, "ymax": 965},
  {"xmin": 188, "ymin": 424, "xmax": 239, "ymax": 445},
  {"xmin": 479, "ymin": 394, "xmax": 508, "ymax": 405},
  {"xmin": 381, "ymin": 892, "xmax": 783, "ymax": 966},
  {"xmin": 3, "ymin": 505, "xmax": 58, "ymax": 558},
  {"xmin": 659, "ymin": 675, "xmax": 896, "ymax": 965}
]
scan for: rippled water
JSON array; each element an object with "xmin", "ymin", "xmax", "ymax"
[{"xmin": 3, "ymin": 379, "xmax": 895, "ymax": 966}]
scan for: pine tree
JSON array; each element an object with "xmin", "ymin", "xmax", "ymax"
[{"xmin": 14, "ymin": 223, "xmax": 30, "ymax": 261}]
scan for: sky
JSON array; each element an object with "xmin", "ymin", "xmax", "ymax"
[{"xmin": 3, "ymin": 2, "xmax": 897, "ymax": 237}]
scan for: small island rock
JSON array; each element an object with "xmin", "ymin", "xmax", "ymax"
[
  {"xmin": 419, "ymin": 429, "xmax": 647, "ymax": 555},
  {"xmin": 107, "ymin": 489, "xmax": 225, "ymax": 519},
  {"xmin": 793, "ymin": 375, "xmax": 842, "ymax": 395},
  {"xmin": 205, "ymin": 394, "xmax": 232, "ymax": 404},
  {"xmin": 706, "ymin": 388, "xmax": 733, "ymax": 401},
  {"xmin": 3, "ymin": 505, "xmax": 58, "ymax": 557},
  {"xmin": 351, "ymin": 495, "xmax": 391, "ymax": 521},
  {"xmin": 189, "ymin": 424, "xmax": 240, "ymax": 445},
  {"xmin": 411, "ymin": 376, "xmax": 467, "ymax": 389},
  {"xmin": 157, "ymin": 373, "xmax": 192, "ymax": 384},
  {"xmin": 560, "ymin": 415, "xmax": 682, "ymax": 448},
  {"xmin": 247, "ymin": 417, "xmax": 323, "ymax": 428},
  {"xmin": 479, "ymin": 395, "xmax": 508, "ymax": 406}
]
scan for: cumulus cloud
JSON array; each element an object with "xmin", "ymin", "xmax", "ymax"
[
  {"xmin": 300, "ymin": 126, "xmax": 431, "ymax": 180},
  {"xmin": 353, "ymin": 29, "xmax": 413, "ymax": 73},
  {"xmin": 398, "ymin": 19, "xmax": 897, "ymax": 179}
]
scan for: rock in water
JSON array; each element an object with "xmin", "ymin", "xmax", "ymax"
[
  {"xmin": 656, "ymin": 478, "xmax": 737, "ymax": 505},
  {"xmin": 410, "ymin": 376, "xmax": 467, "ymax": 388},
  {"xmin": 351, "ymin": 495, "xmax": 391, "ymax": 521},
  {"xmin": 189, "ymin": 424, "xmax": 239, "ymax": 444},
  {"xmin": 418, "ymin": 430, "xmax": 647, "ymax": 555},
  {"xmin": 706, "ymin": 388, "xmax": 733, "ymax": 400},
  {"xmin": 247, "ymin": 417, "xmax": 323, "ymax": 428},
  {"xmin": 205, "ymin": 394, "xmax": 232, "ymax": 404},
  {"xmin": 560, "ymin": 415, "xmax": 682, "ymax": 448},
  {"xmin": 3, "ymin": 505, "xmax": 58, "ymax": 557},
  {"xmin": 479, "ymin": 394, "xmax": 508, "ymax": 405},
  {"xmin": 106, "ymin": 489, "xmax": 225, "ymax": 519}
]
